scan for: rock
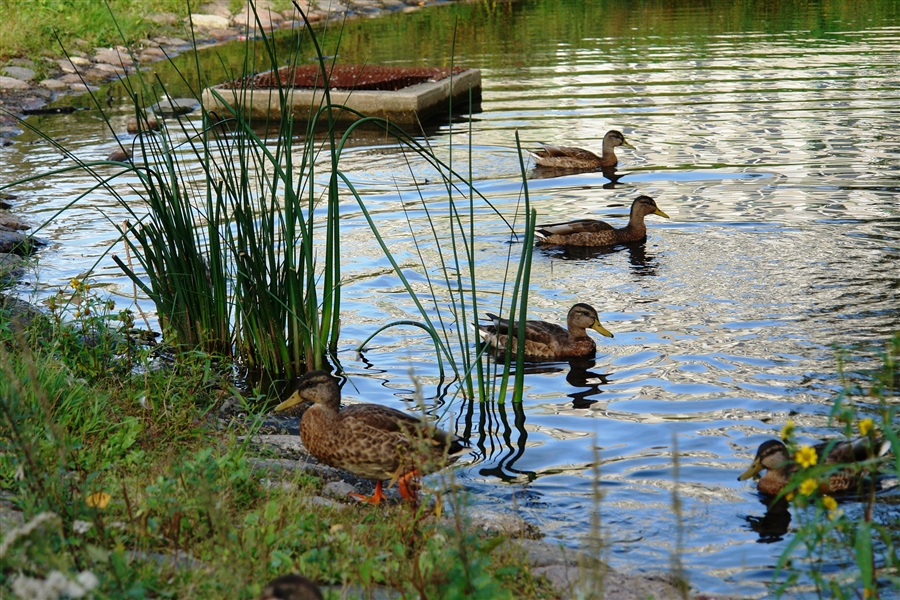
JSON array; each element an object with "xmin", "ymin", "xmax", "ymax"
[
  {"xmin": 463, "ymin": 510, "xmax": 542, "ymax": 539},
  {"xmin": 0, "ymin": 76, "xmax": 31, "ymax": 90},
  {"xmin": 150, "ymin": 97, "xmax": 200, "ymax": 117},
  {"xmin": 206, "ymin": 28, "xmax": 240, "ymax": 42},
  {"xmin": 106, "ymin": 148, "xmax": 132, "ymax": 162},
  {"xmin": 0, "ymin": 293, "xmax": 44, "ymax": 332},
  {"xmin": 39, "ymin": 79, "xmax": 69, "ymax": 92},
  {"xmin": 90, "ymin": 63, "xmax": 127, "ymax": 77},
  {"xmin": 0, "ymin": 212, "xmax": 30, "ymax": 230},
  {"xmin": 152, "ymin": 36, "xmax": 191, "ymax": 49},
  {"xmin": 82, "ymin": 69, "xmax": 113, "ymax": 82},
  {"xmin": 190, "ymin": 14, "xmax": 231, "ymax": 29},
  {"xmin": 0, "ymin": 229, "xmax": 42, "ymax": 254},
  {"xmin": 2, "ymin": 66, "xmax": 35, "ymax": 82},
  {"xmin": 0, "ymin": 253, "xmax": 27, "ymax": 281},
  {"xmin": 8, "ymin": 58, "xmax": 35, "ymax": 68},
  {"xmin": 504, "ymin": 539, "xmax": 686, "ymax": 600},
  {"xmin": 92, "ymin": 47, "xmax": 133, "ymax": 67},
  {"xmin": 147, "ymin": 12, "xmax": 179, "ymax": 26},
  {"xmin": 57, "ymin": 74, "xmax": 83, "ymax": 84},
  {"xmin": 138, "ymin": 47, "xmax": 167, "ymax": 63},
  {"xmin": 198, "ymin": 2, "xmax": 233, "ymax": 19},
  {"xmin": 322, "ymin": 481, "xmax": 359, "ymax": 499},
  {"xmin": 308, "ymin": 496, "xmax": 345, "ymax": 510}
]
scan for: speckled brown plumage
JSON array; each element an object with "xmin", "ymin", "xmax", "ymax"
[
  {"xmin": 738, "ymin": 437, "xmax": 891, "ymax": 496},
  {"xmin": 276, "ymin": 371, "xmax": 467, "ymax": 503},
  {"xmin": 529, "ymin": 129, "xmax": 634, "ymax": 170},
  {"xmin": 536, "ymin": 195, "xmax": 669, "ymax": 247},
  {"xmin": 260, "ymin": 574, "xmax": 323, "ymax": 600},
  {"xmin": 477, "ymin": 303, "xmax": 614, "ymax": 360}
]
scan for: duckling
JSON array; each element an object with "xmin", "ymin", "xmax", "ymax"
[
  {"xmin": 529, "ymin": 130, "xmax": 634, "ymax": 170},
  {"xmin": 478, "ymin": 303, "xmax": 613, "ymax": 360},
  {"xmin": 260, "ymin": 574, "xmax": 323, "ymax": 600},
  {"xmin": 275, "ymin": 370, "xmax": 468, "ymax": 505},
  {"xmin": 535, "ymin": 195, "xmax": 669, "ymax": 247},
  {"xmin": 738, "ymin": 437, "xmax": 891, "ymax": 497}
]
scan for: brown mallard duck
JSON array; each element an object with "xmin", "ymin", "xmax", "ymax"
[
  {"xmin": 529, "ymin": 129, "xmax": 635, "ymax": 170},
  {"xmin": 535, "ymin": 195, "xmax": 669, "ymax": 247},
  {"xmin": 275, "ymin": 370, "xmax": 468, "ymax": 505},
  {"xmin": 477, "ymin": 303, "xmax": 613, "ymax": 360},
  {"xmin": 738, "ymin": 437, "xmax": 891, "ymax": 496},
  {"xmin": 260, "ymin": 574, "xmax": 323, "ymax": 600}
]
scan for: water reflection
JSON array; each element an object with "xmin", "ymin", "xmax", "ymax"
[{"xmin": 538, "ymin": 239, "xmax": 660, "ymax": 276}]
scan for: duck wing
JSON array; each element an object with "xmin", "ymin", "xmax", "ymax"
[
  {"xmin": 532, "ymin": 144, "xmax": 598, "ymax": 160},
  {"xmin": 536, "ymin": 219, "xmax": 616, "ymax": 237}
]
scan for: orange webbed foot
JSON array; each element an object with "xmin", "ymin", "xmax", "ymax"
[{"xmin": 349, "ymin": 480, "xmax": 387, "ymax": 505}]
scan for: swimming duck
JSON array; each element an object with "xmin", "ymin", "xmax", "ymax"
[
  {"xmin": 275, "ymin": 370, "xmax": 468, "ymax": 505},
  {"xmin": 478, "ymin": 303, "xmax": 613, "ymax": 360},
  {"xmin": 529, "ymin": 130, "xmax": 634, "ymax": 170},
  {"xmin": 260, "ymin": 574, "xmax": 323, "ymax": 600},
  {"xmin": 535, "ymin": 195, "xmax": 669, "ymax": 247},
  {"xmin": 738, "ymin": 437, "xmax": 891, "ymax": 497}
]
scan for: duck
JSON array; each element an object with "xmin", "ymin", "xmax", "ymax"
[
  {"xmin": 535, "ymin": 195, "xmax": 669, "ymax": 247},
  {"xmin": 738, "ymin": 437, "xmax": 891, "ymax": 497},
  {"xmin": 274, "ymin": 370, "xmax": 468, "ymax": 505},
  {"xmin": 529, "ymin": 130, "xmax": 634, "ymax": 170},
  {"xmin": 260, "ymin": 574, "xmax": 323, "ymax": 600},
  {"xmin": 478, "ymin": 303, "xmax": 613, "ymax": 360}
]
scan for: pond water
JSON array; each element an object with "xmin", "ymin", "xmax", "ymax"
[{"xmin": 3, "ymin": 0, "xmax": 900, "ymax": 596}]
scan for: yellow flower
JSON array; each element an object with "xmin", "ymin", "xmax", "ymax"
[
  {"xmin": 799, "ymin": 478, "xmax": 818, "ymax": 496},
  {"xmin": 859, "ymin": 418, "xmax": 874, "ymax": 437},
  {"xmin": 780, "ymin": 420, "xmax": 795, "ymax": 441},
  {"xmin": 795, "ymin": 445, "xmax": 818, "ymax": 469},
  {"xmin": 822, "ymin": 496, "xmax": 837, "ymax": 511},
  {"xmin": 785, "ymin": 492, "xmax": 795, "ymax": 502}
]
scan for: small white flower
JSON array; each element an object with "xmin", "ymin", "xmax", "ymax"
[
  {"xmin": 72, "ymin": 520, "xmax": 93, "ymax": 535},
  {"xmin": 75, "ymin": 571, "xmax": 99, "ymax": 592}
]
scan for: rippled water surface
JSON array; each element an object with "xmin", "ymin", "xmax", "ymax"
[{"xmin": 3, "ymin": 0, "xmax": 900, "ymax": 596}]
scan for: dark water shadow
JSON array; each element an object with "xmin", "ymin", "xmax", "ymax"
[
  {"xmin": 530, "ymin": 165, "xmax": 627, "ymax": 189},
  {"xmin": 538, "ymin": 239, "xmax": 660, "ymax": 276}
]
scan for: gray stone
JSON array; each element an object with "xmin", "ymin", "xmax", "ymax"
[
  {"xmin": 39, "ymin": 79, "xmax": 69, "ymax": 92},
  {"xmin": 190, "ymin": 14, "xmax": 231, "ymax": 29},
  {"xmin": 307, "ymin": 495, "xmax": 345, "ymax": 510},
  {"xmin": 152, "ymin": 36, "xmax": 191, "ymax": 48},
  {"xmin": 0, "ymin": 76, "xmax": 30, "ymax": 90},
  {"xmin": 197, "ymin": 2, "xmax": 232, "ymax": 19},
  {"xmin": 0, "ymin": 229, "xmax": 38, "ymax": 254},
  {"xmin": 0, "ymin": 253, "xmax": 26, "ymax": 281},
  {"xmin": 8, "ymin": 58, "xmax": 35, "ymax": 68},
  {"xmin": 90, "ymin": 63, "xmax": 127, "ymax": 77},
  {"xmin": 92, "ymin": 48, "xmax": 133, "ymax": 68},
  {"xmin": 2, "ymin": 66, "xmax": 35, "ymax": 81},
  {"xmin": 504, "ymin": 540, "xmax": 687, "ymax": 600},
  {"xmin": 138, "ymin": 48, "xmax": 167, "ymax": 63},
  {"xmin": 0, "ymin": 211, "xmax": 30, "ymax": 230},
  {"xmin": 322, "ymin": 480, "xmax": 359, "ymax": 499},
  {"xmin": 58, "ymin": 74, "xmax": 85, "ymax": 84},
  {"xmin": 150, "ymin": 97, "xmax": 200, "ymax": 117},
  {"xmin": 456, "ymin": 509, "xmax": 542, "ymax": 539},
  {"xmin": 147, "ymin": 12, "xmax": 179, "ymax": 26}
]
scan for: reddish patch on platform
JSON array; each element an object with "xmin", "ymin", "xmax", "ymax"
[{"xmin": 233, "ymin": 65, "xmax": 467, "ymax": 91}]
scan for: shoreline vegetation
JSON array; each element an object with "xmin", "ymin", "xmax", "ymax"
[{"xmin": 2, "ymin": 1, "xmax": 899, "ymax": 599}]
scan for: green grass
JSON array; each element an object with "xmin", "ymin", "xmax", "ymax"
[{"xmin": 0, "ymin": 285, "xmax": 553, "ymax": 599}]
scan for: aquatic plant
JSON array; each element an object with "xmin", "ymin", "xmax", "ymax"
[{"xmin": 774, "ymin": 334, "xmax": 900, "ymax": 598}]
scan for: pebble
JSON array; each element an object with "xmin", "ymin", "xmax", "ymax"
[
  {"xmin": 2, "ymin": 66, "xmax": 35, "ymax": 81},
  {"xmin": 0, "ymin": 76, "xmax": 31, "ymax": 90}
]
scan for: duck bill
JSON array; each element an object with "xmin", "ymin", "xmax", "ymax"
[
  {"xmin": 621, "ymin": 140, "xmax": 635, "ymax": 149},
  {"xmin": 592, "ymin": 321, "xmax": 614, "ymax": 338},
  {"xmin": 738, "ymin": 459, "xmax": 763, "ymax": 481},
  {"xmin": 654, "ymin": 208, "xmax": 670, "ymax": 219},
  {"xmin": 274, "ymin": 390, "xmax": 303, "ymax": 412}
]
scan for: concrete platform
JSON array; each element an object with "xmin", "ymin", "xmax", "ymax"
[{"xmin": 201, "ymin": 65, "xmax": 481, "ymax": 127}]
